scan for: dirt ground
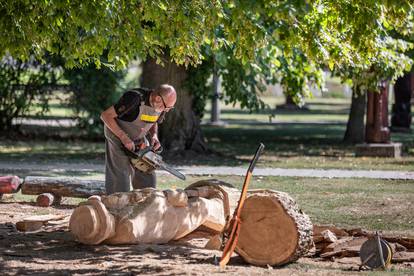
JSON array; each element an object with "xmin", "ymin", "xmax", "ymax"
[{"xmin": 0, "ymin": 201, "xmax": 413, "ymax": 276}]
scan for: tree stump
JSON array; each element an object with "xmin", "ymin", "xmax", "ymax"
[{"xmin": 235, "ymin": 190, "xmax": 313, "ymax": 266}]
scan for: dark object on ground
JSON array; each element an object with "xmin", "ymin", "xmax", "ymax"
[{"xmin": 359, "ymin": 234, "xmax": 392, "ymax": 270}]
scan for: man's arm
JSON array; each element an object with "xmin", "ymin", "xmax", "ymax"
[
  {"xmin": 148, "ymin": 123, "xmax": 161, "ymax": 150},
  {"xmin": 100, "ymin": 106, "xmax": 135, "ymax": 151}
]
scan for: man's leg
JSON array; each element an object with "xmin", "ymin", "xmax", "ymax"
[
  {"xmin": 131, "ymin": 169, "xmax": 156, "ymax": 189},
  {"xmin": 104, "ymin": 127, "xmax": 132, "ymax": 194}
]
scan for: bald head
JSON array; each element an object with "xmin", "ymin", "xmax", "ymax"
[{"xmin": 151, "ymin": 84, "xmax": 177, "ymax": 112}]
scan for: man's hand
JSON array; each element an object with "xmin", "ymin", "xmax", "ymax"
[
  {"xmin": 120, "ymin": 134, "xmax": 135, "ymax": 152},
  {"xmin": 151, "ymin": 136, "xmax": 161, "ymax": 151}
]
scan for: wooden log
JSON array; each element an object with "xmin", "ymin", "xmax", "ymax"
[
  {"xmin": 22, "ymin": 176, "xmax": 105, "ymax": 198},
  {"xmin": 0, "ymin": 175, "xmax": 22, "ymax": 194},
  {"xmin": 36, "ymin": 193, "xmax": 62, "ymax": 207},
  {"xmin": 235, "ymin": 189, "xmax": 313, "ymax": 266}
]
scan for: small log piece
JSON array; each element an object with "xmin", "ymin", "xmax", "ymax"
[
  {"xmin": 36, "ymin": 193, "xmax": 62, "ymax": 207},
  {"xmin": 235, "ymin": 189, "xmax": 313, "ymax": 266},
  {"xmin": 16, "ymin": 214, "xmax": 68, "ymax": 232},
  {"xmin": 22, "ymin": 176, "xmax": 105, "ymax": 198}
]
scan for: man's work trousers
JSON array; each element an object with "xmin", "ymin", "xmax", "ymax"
[{"xmin": 104, "ymin": 126, "xmax": 156, "ymax": 194}]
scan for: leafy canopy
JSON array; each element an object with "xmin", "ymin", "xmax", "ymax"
[
  {"xmin": 1, "ymin": 0, "xmax": 413, "ymax": 108},
  {"xmin": 1, "ymin": 1, "xmax": 412, "ymax": 68}
]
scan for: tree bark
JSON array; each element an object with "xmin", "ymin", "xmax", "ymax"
[
  {"xmin": 140, "ymin": 55, "xmax": 208, "ymax": 153},
  {"xmin": 391, "ymin": 71, "xmax": 413, "ymax": 130},
  {"xmin": 343, "ymin": 85, "xmax": 366, "ymax": 143}
]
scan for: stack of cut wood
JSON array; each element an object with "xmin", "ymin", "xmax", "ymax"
[{"xmin": 313, "ymin": 225, "xmax": 414, "ymax": 263}]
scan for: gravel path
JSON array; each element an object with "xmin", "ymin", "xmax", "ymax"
[{"xmin": 1, "ymin": 161, "xmax": 413, "ymax": 180}]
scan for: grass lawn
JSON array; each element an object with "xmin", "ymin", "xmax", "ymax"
[{"xmin": 4, "ymin": 174, "xmax": 414, "ymax": 236}]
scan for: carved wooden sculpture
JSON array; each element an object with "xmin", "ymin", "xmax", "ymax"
[
  {"xmin": 70, "ymin": 180, "xmax": 238, "ymax": 245},
  {"xmin": 69, "ymin": 180, "xmax": 313, "ymax": 266}
]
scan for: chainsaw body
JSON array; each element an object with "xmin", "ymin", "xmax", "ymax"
[
  {"xmin": 125, "ymin": 146, "xmax": 186, "ymax": 180},
  {"xmin": 130, "ymin": 150, "xmax": 162, "ymax": 173}
]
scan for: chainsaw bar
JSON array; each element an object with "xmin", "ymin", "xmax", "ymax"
[{"xmin": 158, "ymin": 162, "xmax": 186, "ymax": 180}]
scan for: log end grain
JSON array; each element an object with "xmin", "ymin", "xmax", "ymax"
[{"xmin": 236, "ymin": 190, "xmax": 313, "ymax": 266}]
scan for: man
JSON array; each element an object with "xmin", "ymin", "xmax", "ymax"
[{"xmin": 100, "ymin": 84, "xmax": 177, "ymax": 194}]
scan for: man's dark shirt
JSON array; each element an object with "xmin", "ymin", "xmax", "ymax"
[{"xmin": 114, "ymin": 88, "xmax": 165, "ymax": 123}]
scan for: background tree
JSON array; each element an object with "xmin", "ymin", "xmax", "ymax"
[
  {"xmin": 0, "ymin": 56, "xmax": 57, "ymax": 131},
  {"xmin": 64, "ymin": 65, "xmax": 125, "ymax": 136}
]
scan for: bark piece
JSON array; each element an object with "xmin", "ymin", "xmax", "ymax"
[
  {"xmin": 392, "ymin": 251, "xmax": 414, "ymax": 263},
  {"xmin": 22, "ymin": 176, "xmax": 105, "ymax": 198},
  {"xmin": 321, "ymin": 230, "xmax": 338, "ymax": 243},
  {"xmin": 235, "ymin": 189, "xmax": 313, "ymax": 266},
  {"xmin": 16, "ymin": 214, "xmax": 68, "ymax": 232},
  {"xmin": 313, "ymin": 225, "xmax": 349, "ymax": 238},
  {"xmin": 320, "ymin": 237, "xmax": 367, "ymax": 258}
]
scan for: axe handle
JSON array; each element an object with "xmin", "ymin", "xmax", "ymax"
[{"xmin": 219, "ymin": 143, "xmax": 265, "ymax": 267}]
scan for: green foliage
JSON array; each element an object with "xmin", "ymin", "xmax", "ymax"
[
  {"xmin": 63, "ymin": 65, "xmax": 125, "ymax": 136},
  {"xmin": 1, "ymin": 0, "xmax": 413, "ymax": 111},
  {"xmin": 0, "ymin": 56, "xmax": 57, "ymax": 131}
]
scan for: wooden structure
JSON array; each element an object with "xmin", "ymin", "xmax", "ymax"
[
  {"xmin": 365, "ymin": 82, "xmax": 390, "ymax": 143},
  {"xmin": 356, "ymin": 82, "xmax": 402, "ymax": 157}
]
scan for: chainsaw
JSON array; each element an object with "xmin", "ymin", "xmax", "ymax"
[{"xmin": 124, "ymin": 144, "xmax": 186, "ymax": 180}]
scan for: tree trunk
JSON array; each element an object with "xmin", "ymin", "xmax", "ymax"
[
  {"xmin": 140, "ymin": 56, "xmax": 208, "ymax": 153},
  {"xmin": 391, "ymin": 71, "xmax": 413, "ymax": 130},
  {"xmin": 343, "ymin": 85, "xmax": 366, "ymax": 143}
]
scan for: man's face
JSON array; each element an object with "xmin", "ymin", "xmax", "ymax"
[{"xmin": 153, "ymin": 92, "xmax": 176, "ymax": 113}]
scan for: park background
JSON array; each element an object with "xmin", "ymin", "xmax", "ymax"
[{"xmin": 0, "ymin": 1, "xmax": 413, "ymax": 274}]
